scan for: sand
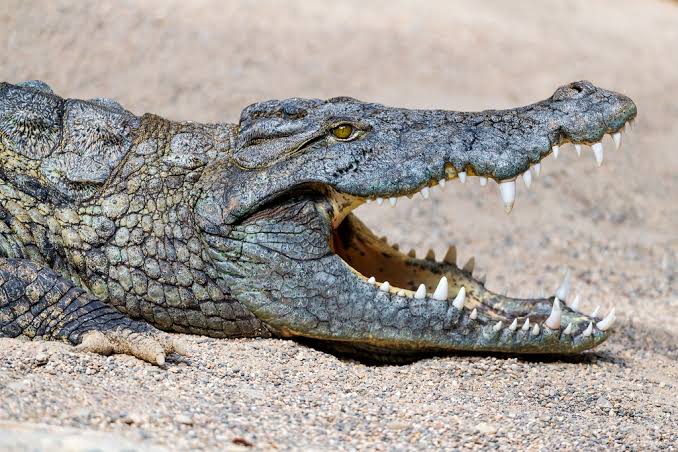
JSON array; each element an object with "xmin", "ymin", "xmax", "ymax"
[{"xmin": 0, "ymin": 0, "xmax": 677, "ymax": 450}]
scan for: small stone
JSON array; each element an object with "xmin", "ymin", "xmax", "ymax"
[
  {"xmin": 475, "ymin": 422, "xmax": 498, "ymax": 434},
  {"xmin": 175, "ymin": 413, "xmax": 193, "ymax": 425},
  {"xmin": 596, "ymin": 397, "xmax": 612, "ymax": 410},
  {"xmin": 34, "ymin": 352, "xmax": 49, "ymax": 366}
]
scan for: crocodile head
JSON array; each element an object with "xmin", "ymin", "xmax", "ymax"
[{"xmin": 197, "ymin": 80, "xmax": 636, "ymax": 358}]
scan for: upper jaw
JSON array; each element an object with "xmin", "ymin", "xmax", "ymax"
[{"xmin": 332, "ymin": 86, "xmax": 637, "ymax": 215}]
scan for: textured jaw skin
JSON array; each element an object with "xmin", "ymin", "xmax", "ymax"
[{"xmin": 199, "ymin": 80, "xmax": 636, "ymax": 357}]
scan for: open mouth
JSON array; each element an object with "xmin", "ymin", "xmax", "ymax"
[{"xmin": 327, "ymin": 122, "xmax": 632, "ymax": 350}]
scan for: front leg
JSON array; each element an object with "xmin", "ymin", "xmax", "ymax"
[{"xmin": 0, "ymin": 258, "xmax": 186, "ymax": 365}]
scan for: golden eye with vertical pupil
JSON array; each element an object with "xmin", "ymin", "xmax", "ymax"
[{"xmin": 331, "ymin": 124, "xmax": 354, "ymax": 140}]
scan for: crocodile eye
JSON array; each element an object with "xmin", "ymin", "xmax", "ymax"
[{"xmin": 331, "ymin": 124, "xmax": 354, "ymax": 140}]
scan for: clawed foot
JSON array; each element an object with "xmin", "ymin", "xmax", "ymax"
[{"xmin": 76, "ymin": 326, "xmax": 188, "ymax": 366}]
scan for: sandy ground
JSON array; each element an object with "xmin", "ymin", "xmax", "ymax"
[{"xmin": 1, "ymin": 0, "xmax": 677, "ymax": 450}]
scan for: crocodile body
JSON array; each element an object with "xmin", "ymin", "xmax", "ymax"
[{"xmin": 0, "ymin": 80, "xmax": 636, "ymax": 363}]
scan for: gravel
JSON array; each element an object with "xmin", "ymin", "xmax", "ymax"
[{"xmin": 1, "ymin": 0, "xmax": 677, "ymax": 450}]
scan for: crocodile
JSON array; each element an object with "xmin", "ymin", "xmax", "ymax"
[{"xmin": 0, "ymin": 79, "xmax": 636, "ymax": 364}]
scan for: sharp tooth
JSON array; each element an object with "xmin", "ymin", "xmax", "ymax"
[
  {"xmin": 493, "ymin": 321, "xmax": 503, "ymax": 332},
  {"xmin": 582, "ymin": 321, "xmax": 593, "ymax": 337},
  {"xmin": 376, "ymin": 197, "xmax": 384, "ymax": 205},
  {"xmin": 545, "ymin": 297, "xmax": 562, "ymax": 330},
  {"xmin": 379, "ymin": 281, "xmax": 390, "ymax": 292},
  {"xmin": 367, "ymin": 276, "xmax": 376, "ymax": 284},
  {"xmin": 425, "ymin": 249, "xmax": 436, "ymax": 261},
  {"xmin": 420, "ymin": 187, "xmax": 430, "ymax": 199},
  {"xmin": 479, "ymin": 176, "xmax": 488, "ymax": 186},
  {"xmin": 366, "ymin": 198, "xmax": 372, "ymax": 204},
  {"xmin": 533, "ymin": 163, "xmax": 541, "ymax": 177},
  {"xmin": 591, "ymin": 305, "xmax": 600, "ymax": 318},
  {"xmin": 438, "ymin": 179, "xmax": 446, "ymax": 188},
  {"xmin": 531, "ymin": 324, "xmax": 540, "ymax": 336},
  {"xmin": 407, "ymin": 249, "xmax": 417, "ymax": 258},
  {"xmin": 563, "ymin": 323, "xmax": 573, "ymax": 335},
  {"xmin": 612, "ymin": 132, "xmax": 622, "ymax": 150},
  {"xmin": 389, "ymin": 197, "xmax": 397, "ymax": 206},
  {"xmin": 470, "ymin": 308, "xmax": 478, "ymax": 320},
  {"xmin": 414, "ymin": 284, "xmax": 427, "ymax": 299},
  {"xmin": 555, "ymin": 269, "xmax": 571, "ymax": 301},
  {"xmin": 574, "ymin": 144, "xmax": 582, "ymax": 156},
  {"xmin": 477, "ymin": 273, "xmax": 487, "ymax": 285},
  {"xmin": 569, "ymin": 294, "xmax": 581, "ymax": 311},
  {"xmin": 443, "ymin": 245, "xmax": 457, "ymax": 265},
  {"xmin": 509, "ymin": 319, "xmax": 518, "ymax": 331},
  {"xmin": 552, "ymin": 145, "xmax": 560, "ymax": 159},
  {"xmin": 452, "ymin": 287, "xmax": 466, "ymax": 309},
  {"xmin": 397, "ymin": 289, "xmax": 406, "ymax": 297},
  {"xmin": 522, "ymin": 170, "xmax": 532, "ymax": 189},
  {"xmin": 432, "ymin": 276, "xmax": 448, "ymax": 301},
  {"xmin": 522, "ymin": 318, "xmax": 530, "ymax": 331},
  {"xmin": 380, "ymin": 236, "xmax": 388, "ymax": 243},
  {"xmin": 498, "ymin": 180, "xmax": 516, "ymax": 213},
  {"xmin": 392, "ymin": 243, "xmax": 400, "ymax": 251},
  {"xmin": 458, "ymin": 171, "xmax": 467, "ymax": 183},
  {"xmin": 591, "ymin": 142, "xmax": 604, "ymax": 166},
  {"xmin": 596, "ymin": 308, "xmax": 616, "ymax": 331},
  {"xmin": 462, "ymin": 256, "xmax": 475, "ymax": 273}
]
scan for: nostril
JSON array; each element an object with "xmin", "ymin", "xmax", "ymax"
[{"xmin": 569, "ymin": 83, "xmax": 584, "ymax": 93}]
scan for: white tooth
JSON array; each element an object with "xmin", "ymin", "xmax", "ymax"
[
  {"xmin": 522, "ymin": 318, "xmax": 530, "ymax": 331},
  {"xmin": 612, "ymin": 132, "xmax": 622, "ymax": 150},
  {"xmin": 366, "ymin": 198, "xmax": 372, "ymax": 204},
  {"xmin": 582, "ymin": 321, "xmax": 593, "ymax": 337},
  {"xmin": 596, "ymin": 308, "xmax": 616, "ymax": 331},
  {"xmin": 522, "ymin": 170, "xmax": 532, "ymax": 189},
  {"xmin": 438, "ymin": 179, "xmax": 446, "ymax": 188},
  {"xmin": 458, "ymin": 171, "xmax": 467, "ymax": 184},
  {"xmin": 463, "ymin": 257, "xmax": 475, "ymax": 273},
  {"xmin": 493, "ymin": 321, "xmax": 503, "ymax": 332},
  {"xmin": 545, "ymin": 297, "xmax": 562, "ymax": 330},
  {"xmin": 397, "ymin": 289, "xmax": 406, "ymax": 297},
  {"xmin": 367, "ymin": 276, "xmax": 376, "ymax": 284},
  {"xmin": 452, "ymin": 286, "xmax": 466, "ymax": 309},
  {"xmin": 591, "ymin": 142, "xmax": 604, "ymax": 166},
  {"xmin": 470, "ymin": 308, "xmax": 478, "ymax": 320},
  {"xmin": 591, "ymin": 305, "xmax": 600, "ymax": 318},
  {"xmin": 531, "ymin": 324, "xmax": 540, "ymax": 336},
  {"xmin": 420, "ymin": 187, "xmax": 430, "ymax": 199},
  {"xmin": 477, "ymin": 273, "xmax": 487, "ymax": 285},
  {"xmin": 574, "ymin": 144, "xmax": 582, "ymax": 156},
  {"xmin": 569, "ymin": 294, "xmax": 581, "ymax": 311},
  {"xmin": 533, "ymin": 163, "xmax": 541, "ymax": 177},
  {"xmin": 444, "ymin": 246, "xmax": 457, "ymax": 265},
  {"xmin": 414, "ymin": 284, "xmax": 427, "ymax": 299},
  {"xmin": 555, "ymin": 269, "xmax": 571, "ymax": 301},
  {"xmin": 432, "ymin": 276, "xmax": 448, "ymax": 301},
  {"xmin": 389, "ymin": 197, "xmax": 397, "ymax": 206},
  {"xmin": 509, "ymin": 319, "xmax": 518, "ymax": 331},
  {"xmin": 552, "ymin": 145, "xmax": 560, "ymax": 159},
  {"xmin": 479, "ymin": 176, "xmax": 488, "ymax": 186},
  {"xmin": 376, "ymin": 197, "xmax": 384, "ymax": 205},
  {"xmin": 379, "ymin": 281, "xmax": 390, "ymax": 292},
  {"xmin": 498, "ymin": 180, "xmax": 516, "ymax": 213},
  {"xmin": 563, "ymin": 323, "xmax": 573, "ymax": 335}
]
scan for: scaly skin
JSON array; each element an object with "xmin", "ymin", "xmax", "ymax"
[{"xmin": 0, "ymin": 80, "xmax": 636, "ymax": 363}]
